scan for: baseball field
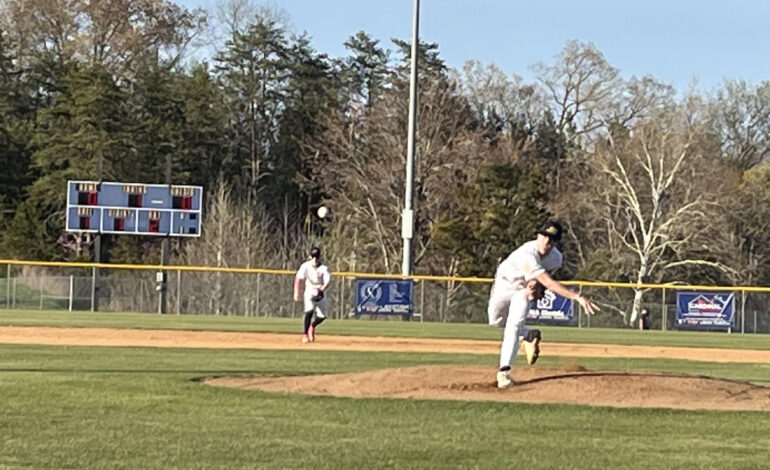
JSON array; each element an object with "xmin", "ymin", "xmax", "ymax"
[{"xmin": 1, "ymin": 310, "xmax": 769, "ymax": 469}]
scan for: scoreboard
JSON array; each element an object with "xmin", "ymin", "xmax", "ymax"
[{"xmin": 66, "ymin": 181, "xmax": 203, "ymax": 237}]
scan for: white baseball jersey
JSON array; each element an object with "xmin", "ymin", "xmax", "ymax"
[
  {"xmin": 494, "ymin": 240, "xmax": 562, "ymax": 287},
  {"xmin": 489, "ymin": 240, "xmax": 563, "ymax": 370},
  {"xmin": 295, "ymin": 260, "xmax": 331, "ymax": 293}
]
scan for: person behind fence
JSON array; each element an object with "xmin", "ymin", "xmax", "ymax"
[
  {"xmin": 488, "ymin": 220, "xmax": 601, "ymax": 389},
  {"xmin": 294, "ymin": 247, "xmax": 331, "ymax": 343},
  {"xmin": 638, "ymin": 308, "xmax": 651, "ymax": 330}
]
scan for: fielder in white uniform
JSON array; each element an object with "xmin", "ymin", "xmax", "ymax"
[
  {"xmin": 488, "ymin": 221, "xmax": 600, "ymax": 388},
  {"xmin": 294, "ymin": 247, "xmax": 331, "ymax": 343}
]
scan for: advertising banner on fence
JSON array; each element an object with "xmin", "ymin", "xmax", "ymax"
[
  {"xmin": 354, "ymin": 279, "xmax": 413, "ymax": 316},
  {"xmin": 526, "ymin": 289, "xmax": 574, "ymax": 324},
  {"xmin": 675, "ymin": 292, "xmax": 735, "ymax": 330}
]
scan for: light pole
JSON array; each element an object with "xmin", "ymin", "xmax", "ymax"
[{"xmin": 401, "ymin": 0, "xmax": 419, "ymax": 277}]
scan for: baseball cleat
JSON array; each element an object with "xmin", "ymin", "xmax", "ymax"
[
  {"xmin": 308, "ymin": 326, "xmax": 316, "ymax": 342},
  {"xmin": 496, "ymin": 370, "xmax": 514, "ymax": 389},
  {"xmin": 301, "ymin": 334, "xmax": 310, "ymax": 344},
  {"xmin": 523, "ymin": 329, "xmax": 542, "ymax": 365}
]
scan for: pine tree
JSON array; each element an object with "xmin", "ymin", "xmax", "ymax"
[
  {"xmin": 7, "ymin": 63, "xmax": 129, "ymax": 259},
  {"xmin": 341, "ymin": 31, "xmax": 390, "ymax": 108},
  {"xmin": 273, "ymin": 34, "xmax": 335, "ymax": 219},
  {"xmin": 215, "ymin": 15, "xmax": 291, "ymax": 198},
  {"xmin": 0, "ymin": 32, "xmax": 34, "ymax": 236},
  {"xmin": 176, "ymin": 64, "xmax": 231, "ymax": 189},
  {"xmin": 30, "ymin": 63, "xmax": 129, "ymax": 205},
  {"xmin": 431, "ymin": 163, "xmax": 551, "ymax": 278},
  {"xmin": 126, "ymin": 62, "xmax": 185, "ymax": 183}
]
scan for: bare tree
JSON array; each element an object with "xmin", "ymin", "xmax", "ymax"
[
  {"xmin": 455, "ymin": 60, "xmax": 547, "ymax": 127},
  {"xmin": 0, "ymin": 0, "xmax": 79, "ymax": 60},
  {"xmin": 532, "ymin": 40, "xmax": 621, "ymax": 144},
  {"xmin": 583, "ymin": 98, "xmax": 735, "ymax": 323},
  {"xmin": 302, "ymin": 76, "xmax": 491, "ymax": 274},
  {"xmin": 722, "ymin": 163, "xmax": 770, "ymax": 287},
  {"xmin": 550, "ymin": 76, "xmax": 678, "ymax": 274},
  {"xmin": 210, "ymin": 0, "xmax": 290, "ymax": 49},
  {"xmin": 171, "ymin": 181, "xmax": 282, "ymax": 315},
  {"xmin": 710, "ymin": 79, "xmax": 770, "ymax": 170},
  {"xmin": 1, "ymin": 0, "xmax": 206, "ymax": 75}
]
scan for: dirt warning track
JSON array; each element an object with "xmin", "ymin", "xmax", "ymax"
[{"xmin": 0, "ymin": 325, "xmax": 768, "ymax": 364}]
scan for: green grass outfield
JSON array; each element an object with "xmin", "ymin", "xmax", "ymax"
[{"xmin": 0, "ymin": 310, "xmax": 769, "ymax": 469}]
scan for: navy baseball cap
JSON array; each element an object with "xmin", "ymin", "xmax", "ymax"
[{"xmin": 537, "ymin": 221, "xmax": 563, "ymax": 241}]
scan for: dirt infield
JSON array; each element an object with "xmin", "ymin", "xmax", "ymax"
[{"xmin": 2, "ymin": 326, "xmax": 769, "ymax": 410}]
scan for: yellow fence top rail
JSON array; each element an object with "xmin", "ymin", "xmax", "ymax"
[{"xmin": 4, "ymin": 259, "xmax": 770, "ymax": 293}]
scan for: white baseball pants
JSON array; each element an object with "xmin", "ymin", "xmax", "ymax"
[
  {"xmin": 303, "ymin": 290, "xmax": 328, "ymax": 319},
  {"xmin": 487, "ymin": 281, "xmax": 531, "ymax": 369}
]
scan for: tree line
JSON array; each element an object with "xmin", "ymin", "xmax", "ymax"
[{"xmin": 1, "ymin": 1, "xmax": 770, "ymax": 323}]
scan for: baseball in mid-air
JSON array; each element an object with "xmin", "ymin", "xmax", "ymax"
[{"xmin": 317, "ymin": 206, "xmax": 329, "ymax": 219}]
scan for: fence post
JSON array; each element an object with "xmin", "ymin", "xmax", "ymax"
[
  {"xmin": 661, "ymin": 287, "xmax": 666, "ymax": 331},
  {"xmin": 176, "ymin": 271, "xmax": 181, "ymax": 314},
  {"xmin": 39, "ymin": 275, "xmax": 43, "ymax": 309},
  {"xmin": 741, "ymin": 290, "xmax": 746, "ymax": 334},
  {"xmin": 577, "ymin": 284, "xmax": 582, "ymax": 328},
  {"xmin": 291, "ymin": 276, "xmax": 296, "ymax": 318},
  {"xmin": 439, "ymin": 291, "xmax": 445, "ymax": 322},
  {"xmin": 579, "ymin": 286, "xmax": 589, "ymax": 328},
  {"xmin": 68, "ymin": 275, "xmax": 74, "ymax": 312},
  {"xmin": 6, "ymin": 264, "xmax": 10, "ymax": 309},
  {"xmin": 256, "ymin": 273, "xmax": 261, "ymax": 317},
  {"xmin": 420, "ymin": 280, "xmax": 425, "ymax": 322},
  {"xmin": 335, "ymin": 278, "xmax": 339, "ymax": 319},
  {"xmin": 90, "ymin": 267, "xmax": 95, "ymax": 312}
]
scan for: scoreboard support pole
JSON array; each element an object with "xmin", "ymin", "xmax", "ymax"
[
  {"xmin": 158, "ymin": 238, "xmax": 169, "ymax": 314},
  {"xmin": 91, "ymin": 236, "xmax": 101, "ymax": 312},
  {"xmin": 91, "ymin": 150, "xmax": 103, "ymax": 312},
  {"xmin": 158, "ymin": 152, "xmax": 172, "ymax": 314}
]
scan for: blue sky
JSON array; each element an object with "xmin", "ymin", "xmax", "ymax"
[{"xmin": 179, "ymin": 0, "xmax": 770, "ymax": 92}]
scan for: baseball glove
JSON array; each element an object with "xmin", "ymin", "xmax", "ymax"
[
  {"xmin": 527, "ymin": 280, "xmax": 546, "ymax": 301},
  {"xmin": 310, "ymin": 290, "xmax": 324, "ymax": 302}
]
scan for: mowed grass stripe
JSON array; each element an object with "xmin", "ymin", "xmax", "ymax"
[{"xmin": 0, "ymin": 344, "xmax": 768, "ymax": 469}]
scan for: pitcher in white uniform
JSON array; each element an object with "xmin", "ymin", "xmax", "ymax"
[
  {"xmin": 488, "ymin": 221, "xmax": 600, "ymax": 388},
  {"xmin": 294, "ymin": 247, "xmax": 332, "ymax": 343}
]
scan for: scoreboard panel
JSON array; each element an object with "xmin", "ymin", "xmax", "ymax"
[{"xmin": 66, "ymin": 181, "xmax": 203, "ymax": 237}]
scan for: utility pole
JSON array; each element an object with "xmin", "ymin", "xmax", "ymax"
[{"xmin": 401, "ymin": 0, "xmax": 420, "ymax": 277}]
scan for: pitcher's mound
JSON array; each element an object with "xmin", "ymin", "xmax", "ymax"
[{"xmin": 205, "ymin": 365, "xmax": 770, "ymax": 411}]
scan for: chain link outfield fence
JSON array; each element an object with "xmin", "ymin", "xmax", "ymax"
[{"xmin": 2, "ymin": 260, "xmax": 770, "ymax": 333}]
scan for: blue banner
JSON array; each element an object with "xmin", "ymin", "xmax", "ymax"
[
  {"xmin": 526, "ymin": 289, "xmax": 574, "ymax": 324},
  {"xmin": 354, "ymin": 279, "xmax": 413, "ymax": 316},
  {"xmin": 675, "ymin": 292, "xmax": 735, "ymax": 330}
]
